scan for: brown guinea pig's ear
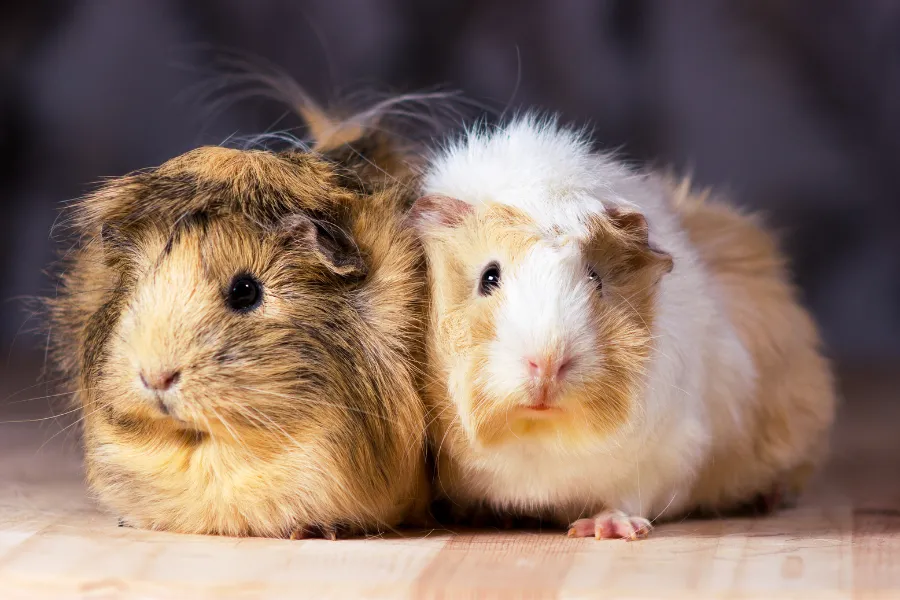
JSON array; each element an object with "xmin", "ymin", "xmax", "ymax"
[
  {"xmin": 605, "ymin": 207, "xmax": 674, "ymax": 276},
  {"xmin": 408, "ymin": 194, "xmax": 474, "ymax": 232},
  {"xmin": 278, "ymin": 214, "xmax": 367, "ymax": 279}
]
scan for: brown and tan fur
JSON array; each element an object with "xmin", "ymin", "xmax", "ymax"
[
  {"xmin": 669, "ymin": 179, "xmax": 836, "ymax": 511},
  {"xmin": 48, "ymin": 125, "xmax": 430, "ymax": 537}
]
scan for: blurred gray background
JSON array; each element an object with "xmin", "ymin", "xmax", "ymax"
[{"xmin": 2, "ymin": 0, "xmax": 899, "ymax": 391}]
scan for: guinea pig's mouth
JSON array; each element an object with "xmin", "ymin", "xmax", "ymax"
[
  {"xmin": 148, "ymin": 395, "xmax": 200, "ymax": 430},
  {"xmin": 515, "ymin": 402, "xmax": 564, "ymax": 417},
  {"xmin": 150, "ymin": 395, "xmax": 242, "ymax": 438},
  {"xmin": 525, "ymin": 403, "xmax": 560, "ymax": 412},
  {"xmin": 517, "ymin": 381, "xmax": 565, "ymax": 415},
  {"xmin": 155, "ymin": 397, "xmax": 172, "ymax": 417}
]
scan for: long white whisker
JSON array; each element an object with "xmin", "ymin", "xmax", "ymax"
[
  {"xmin": 0, "ymin": 405, "xmax": 84, "ymax": 424},
  {"xmin": 649, "ymin": 491, "xmax": 679, "ymax": 525},
  {"xmin": 36, "ymin": 401, "xmax": 110, "ymax": 453}
]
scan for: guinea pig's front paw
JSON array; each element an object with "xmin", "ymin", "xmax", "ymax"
[{"xmin": 567, "ymin": 510, "xmax": 652, "ymax": 541}]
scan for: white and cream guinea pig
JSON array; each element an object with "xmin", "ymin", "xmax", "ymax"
[{"xmin": 409, "ymin": 116, "xmax": 836, "ymax": 539}]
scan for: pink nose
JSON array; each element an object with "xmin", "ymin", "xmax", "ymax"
[
  {"xmin": 525, "ymin": 355, "xmax": 573, "ymax": 380},
  {"xmin": 140, "ymin": 370, "xmax": 181, "ymax": 392}
]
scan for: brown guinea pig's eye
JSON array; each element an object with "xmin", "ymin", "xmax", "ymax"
[
  {"xmin": 587, "ymin": 268, "xmax": 602, "ymax": 292},
  {"xmin": 227, "ymin": 275, "xmax": 263, "ymax": 312},
  {"xmin": 478, "ymin": 262, "xmax": 501, "ymax": 296}
]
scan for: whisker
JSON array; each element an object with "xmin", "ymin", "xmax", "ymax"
[
  {"xmin": 6, "ymin": 388, "xmax": 90, "ymax": 406},
  {"xmin": 0, "ymin": 405, "xmax": 83, "ymax": 424},
  {"xmin": 1, "ymin": 376, "xmax": 71, "ymax": 402},
  {"xmin": 649, "ymin": 491, "xmax": 679, "ymax": 525},
  {"xmin": 206, "ymin": 404, "xmax": 245, "ymax": 450},
  {"xmin": 35, "ymin": 401, "xmax": 111, "ymax": 453},
  {"xmin": 236, "ymin": 386, "xmax": 395, "ymax": 423}
]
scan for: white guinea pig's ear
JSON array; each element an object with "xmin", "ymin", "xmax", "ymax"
[
  {"xmin": 278, "ymin": 213, "xmax": 367, "ymax": 279},
  {"xmin": 605, "ymin": 207, "xmax": 674, "ymax": 276},
  {"xmin": 408, "ymin": 194, "xmax": 474, "ymax": 232}
]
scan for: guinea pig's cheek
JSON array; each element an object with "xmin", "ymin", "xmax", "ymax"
[
  {"xmin": 115, "ymin": 306, "xmax": 136, "ymax": 336},
  {"xmin": 437, "ymin": 311, "xmax": 472, "ymax": 356},
  {"xmin": 569, "ymin": 327, "xmax": 605, "ymax": 376},
  {"xmin": 102, "ymin": 322, "xmax": 130, "ymax": 372},
  {"xmin": 447, "ymin": 366, "xmax": 477, "ymax": 435},
  {"xmin": 94, "ymin": 344, "xmax": 145, "ymax": 414}
]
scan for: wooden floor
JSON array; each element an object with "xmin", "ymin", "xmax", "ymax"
[{"xmin": 1, "ymin": 365, "xmax": 898, "ymax": 599}]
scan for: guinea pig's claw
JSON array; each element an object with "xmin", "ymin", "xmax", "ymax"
[
  {"xmin": 749, "ymin": 483, "xmax": 794, "ymax": 515},
  {"xmin": 568, "ymin": 510, "xmax": 653, "ymax": 541},
  {"xmin": 289, "ymin": 526, "xmax": 312, "ymax": 540},
  {"xmin": 288, "ymin": 524, "xmax": 344, "ymax": 541}
]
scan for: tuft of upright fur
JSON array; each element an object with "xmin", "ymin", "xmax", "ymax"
[
  {"xmin": 47, "ymin": 103, "xmax": 431, "ymax": 537},
  {"xmin": 412, "ymin": 115, "xmax": 836, "ymax": 529}
]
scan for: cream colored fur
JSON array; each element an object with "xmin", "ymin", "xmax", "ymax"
[{"xmin": 416, "ymin": 116, "xmax": 836, "ymax": 529}]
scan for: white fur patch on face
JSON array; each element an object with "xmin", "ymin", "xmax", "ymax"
[{"xmin": 482, "ymin": 242, "xmax": 600, "ymax": 404}]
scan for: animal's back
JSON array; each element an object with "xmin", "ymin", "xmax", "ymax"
[{"xmin": 670, "ymin": 179, "xmax": 836, "ymax": 511}]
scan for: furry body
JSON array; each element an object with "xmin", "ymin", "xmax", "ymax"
[
  {"xmin": 414, "ymin": 117, "xmax": 835, "ymax": 529},
  {"xmin": 49, "ymin": 137, "xmax": 429, "ymax": 537}
]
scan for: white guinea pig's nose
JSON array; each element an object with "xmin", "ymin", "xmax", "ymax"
[
  {"xmin": 139, "ymin": 369, "xmax": 181, "ymax": 392},
  {"xmin": 524, "ymin": 354, "xmax": 573, "ymax": 382}
]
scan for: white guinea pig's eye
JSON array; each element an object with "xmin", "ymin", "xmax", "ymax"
[
  {"xmin": 587, "ymin": 268, "xmax": 603, "ymax": 292},
  {"xmin": 227, "ymin": 275, "xmax": 263, "ymax": 312},
  {"xmin": 478, "ymin": 262, "xmax": 501, "ymax": 296}
]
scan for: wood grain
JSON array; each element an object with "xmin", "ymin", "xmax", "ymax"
[{"xmin": 0, "ymin": 367, "xmax": 897, "ymax": 599}]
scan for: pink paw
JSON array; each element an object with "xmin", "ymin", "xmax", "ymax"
[{"xmin": 567, "ymin": 510, "xmax": 652, "ymax": 541}]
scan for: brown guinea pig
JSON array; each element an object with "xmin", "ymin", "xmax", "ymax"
[{"xmin": 47, "ymin": 106, "xmax": 430, "ymax": 538}]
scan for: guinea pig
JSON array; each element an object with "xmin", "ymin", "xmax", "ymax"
[
  {"xmin": 47, "ymin": 106, "xmax": 430, "ymax": 538},
  {"xmin": 409, "ymin": 115, "xmax": 836, "ymax": 540}
]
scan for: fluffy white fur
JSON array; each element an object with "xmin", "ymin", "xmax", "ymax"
[{"xmin": 422, "ymin": 116, "xmax": 757, "ymax": 521}]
